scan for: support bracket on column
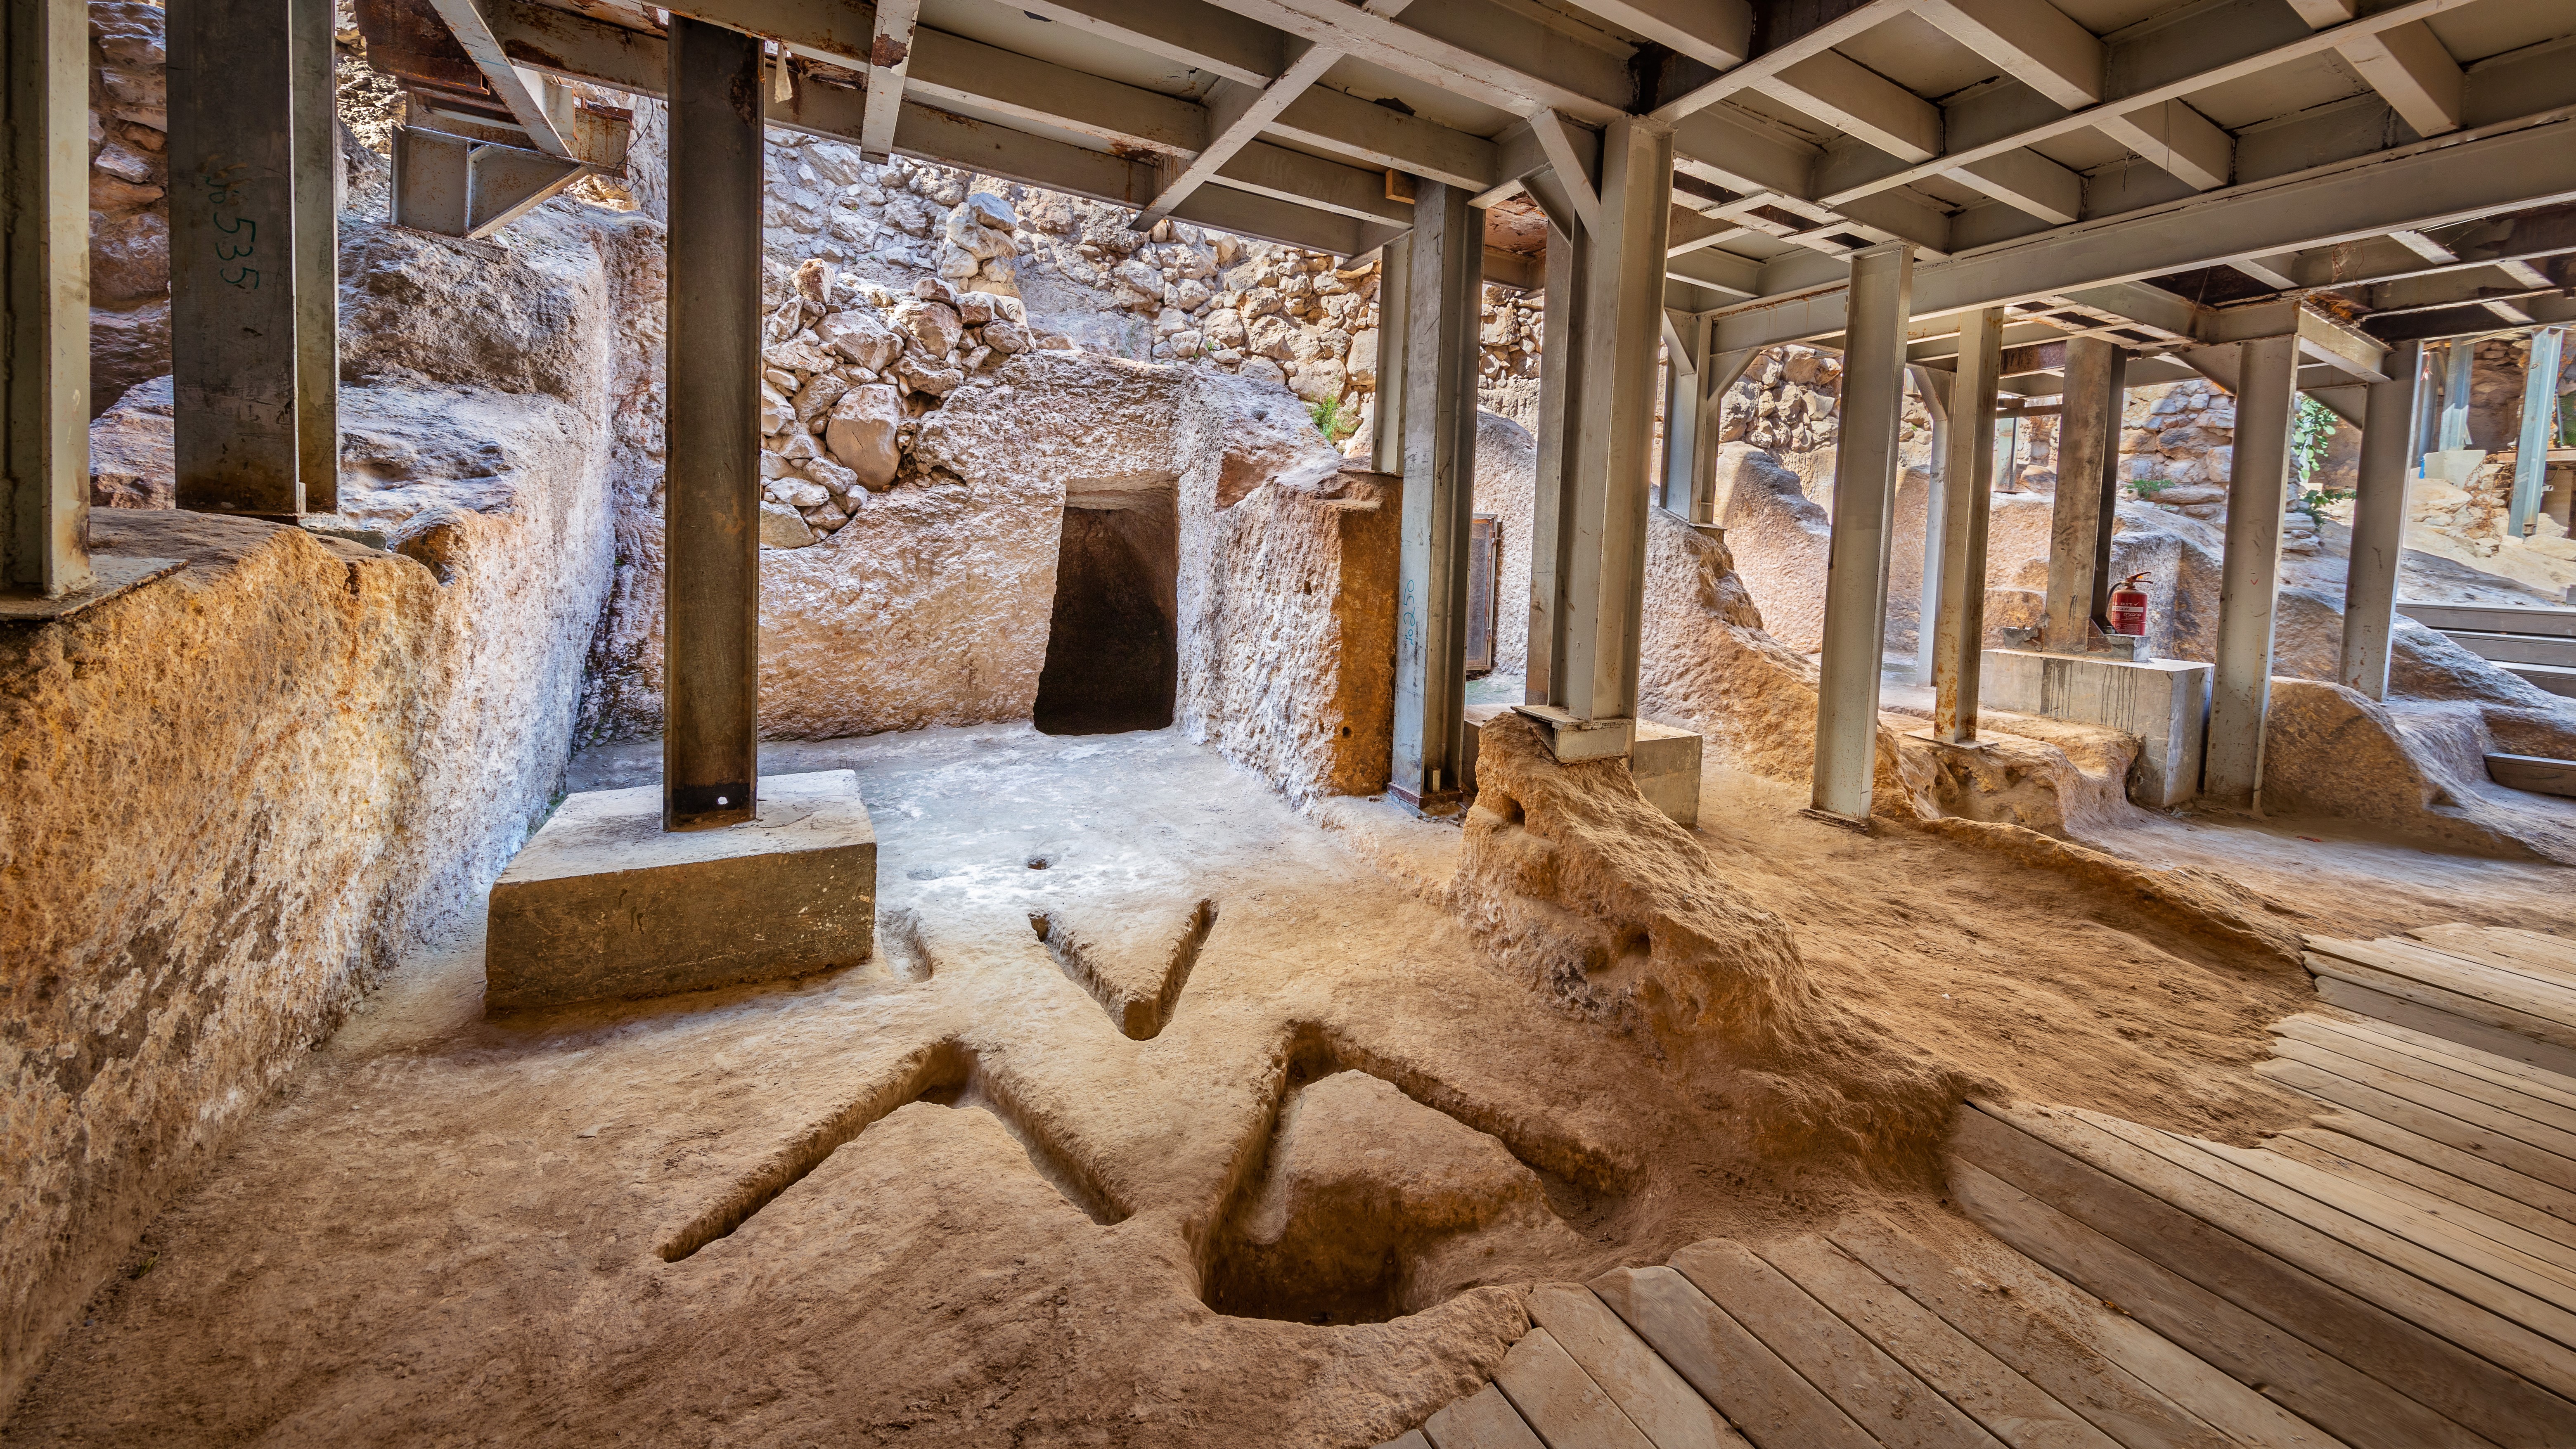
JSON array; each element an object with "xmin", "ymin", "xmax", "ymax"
[
  {"xmin": 392, "ymin": 125, "xmax": 592, "ymax": 239},
  {"xmin": 1509, "ymin": 704, "xmax": 1634, "ymax": 761}
]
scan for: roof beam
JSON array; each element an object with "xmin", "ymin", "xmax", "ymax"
[
  {"xmin": 2357, "ymin": 263, "xmax": 2562, "ymax": 316},
  {"xmin": 1797, "ymin": 0, "xmax": 2480, "ymax": 223},
  {"xmin": 485, "ymin": 0, "xmax": 1167, "ymax": 204},
  {"xmin": 1137, "ymin": 39, "xmax": 1343, "ymax": 227},
  {"xmin": 1268, "ymin": 85, "xmax": 1496, "ymax": 192},
  {"xmin": 1166, "ymin": 180, "xmax": 1399, "ymax": 256},
  {"xmin": 900, "ymin": 28, "xmax": 1203, "ymax": 154},
  {"xmin": 2240, "ymin": 206, "xmax": 2576, "ymax": 292},
  {"xmin": 2093, "ymin": 97, "xmax": 2230, "ymax": 190},
  {"xmin": 1213, "ymin": 138, "xmax": 1409, "ymax": 225},
  {"xmin": 1192, "ymin": 0, "xmax": 1634, "ymax": 123},
  {"xmin": 1913, "ymin": 0, "xmax": 2102, "ymax": 109},
  {"xmin": 2337, "ymin": 21, "xmax": 2462, "ymax": 139},
  {"xmin": 1671, "ymin": 103, "xmax": 1819, "ymax": 200},
  {"xmin": 1949, "ymin": 147, "xmax": 2081, "ymax": 225},
  {"xmin": 1709, "ymin": 114, "xmax": 2576, "ymax": 353},
  {"xmin": 422, "ymin": 0, "xmax": 572, "ymax": 156},
  {"xmin": 1009, "ymin": 0, "xmax": 1282, "ymax": 87},
  {"xmin": 1757, "ymin": 50, "xmax": 1940, "ymax": 163},
  {"xmin": 1648, "ymin": 0, "xmax": 1900, "ymax": 125},
  {"xmin": 1570, "ymin": 0, "xmax": 1750, "ymax": 71},
  {"xmin": 2368, "ymin": 292, "xmax": 2576, "ymax": 342},
  {"xmin": 857, "ymin": 0, "xmax": 917, "ymax": 158}
]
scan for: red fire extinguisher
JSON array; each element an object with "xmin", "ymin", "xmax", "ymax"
[{"xmin": 2110, "ymin": 572, "xmax": 2150, "ymax": 637}]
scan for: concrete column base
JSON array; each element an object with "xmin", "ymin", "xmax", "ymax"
[
  {"xmin": 1980, "ymin": 649, "xmax": 2211, "ymax": 807},
  {"xmin": 1465, "ymin": 706, "xmax": 1701, "ymax": 827},
  {"xmin": 484, "ymin": 769, "xmax": 877, "ymax": 1011},
  {"xmin": 1631, "ymin": 720, "xmax": 1703, "ymax": 828}
]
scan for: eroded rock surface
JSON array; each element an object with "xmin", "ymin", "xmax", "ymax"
[{"xmin": 12, "ymin": 196, "xmax": 656, "ymax": 1409}]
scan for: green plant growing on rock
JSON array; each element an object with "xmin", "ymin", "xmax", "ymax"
[
  {"xmin": 2292, "ymin": 393, "xmax": 2335, "ymax": 489},
  {"xmin": 2129, "ymin": 477, "xmax": 2176, "ymax": 499},
  {"xmin": 1309, "ymin": 395, "xmax": 1357, "ymax": 445}
]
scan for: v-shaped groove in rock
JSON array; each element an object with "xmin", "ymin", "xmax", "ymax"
[
  {"xmin": 656, "ymin": 1037, "xmax": 1125, "ymax": 1261},
  {"xmin": 1030, "ymin": 898, "xmax": 1216, "ymax": 1041}
]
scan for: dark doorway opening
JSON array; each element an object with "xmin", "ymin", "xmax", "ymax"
[{"xmin": 1034, "ymin": 495, "xmax": 1178, "ymax": 735}]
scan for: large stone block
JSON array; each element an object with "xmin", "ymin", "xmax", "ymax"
[
  {"xmin": 485, "ymin": 769, "xmax": 876, "ymax": 1011},
  {"xmin": 1981, "ymin": 649, "xmax": 2210, "ymax": 807}
]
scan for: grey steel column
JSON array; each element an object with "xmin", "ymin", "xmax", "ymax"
[
  {"xmin": 3, "ymin": 0, "xmax": 92, "ymax": 596},
  {"xmin": 2437, "ymin": 338, "xmax": 2474, "ymax": 452},
  {"xmin": 1525, "ymin": 199, "xmax": 1583, "ymax": 707},
  {"xmin": 1810, "ymin": 241, "xmax": 1913, "ymax": 818},
  {"xmin": 1658, "ymin": 324, "xmax": 1698, "ymax": 515},
  {"xmin": 2510, "ymin": 327, "xmax": 2563, "ymax": 537},
  {"xmin": 2086, "ymin": 345, "xmax": 2129, "ymax": 627},
  {"xmin": 1557, "ymin": 116, "xmax": 1672, "ymax": 728},
  {"xmin": 1932, "ymin": 307, "xmax": 2003, "ymax": 744},
  {"xmin": 2206, "ymin": 332, "xmax": 2301, "ymax": 810},
  {"xmin": 2041, "ymin": 336, "xmax": 2117, "ymax": 653},
  {"xmin": 1369, "ymin": 239, "xmax": 1408, "ymax": 474},
  {"xmin": 663, "ymin": 16, "xmax": 764, "ymax": 831},
  {"xmin": 171, "ymin": 0, "xmax": 303, "ymax": 515},
  {"xmin": 291, "ymin": 0, "xmax": 337, "ymax": 511},
  {"xmin": 1910, "ymin": 364, "xmax": 1951, "ymax": 685},
  {"xmin": 2411, "ymin": 342, "xmax": 2443, "ymax": 476},
  {"xmin": 2342, "ymin": 339, "xmax": 2422, "ymax": 700},
  {"xmin": 1389, "ymin": 179, "xmax": 1480, "ymax": 811}
]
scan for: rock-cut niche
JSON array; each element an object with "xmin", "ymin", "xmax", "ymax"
[{"xmin": 1035, "ymin": 472, "xmax": 1180, "ymax": 736}]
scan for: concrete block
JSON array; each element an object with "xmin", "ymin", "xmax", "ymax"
[
  {"xmin": 1981, "ymin": 649, "xmax": 2211, "ymax": 807},
  {"xmin": 485, "ymin": 769, "xmax": 876, "ymax": 1011},
  {"xmin": 1630, "ymin": 720, "xmax": 1702, "ymax": 828},
  {"xmin": 1465, "ymin": 704, "xmax": 1701, "ymax": 828}
]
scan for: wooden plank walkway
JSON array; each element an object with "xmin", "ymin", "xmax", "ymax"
[{"xmin": 1379, "ymin": 925, "xmax": 2576, "ymax": 1449}]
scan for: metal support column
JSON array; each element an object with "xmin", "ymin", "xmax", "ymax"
[
  {"xmin": 2041, "ymin": 336, "xmax": 2117, "ymax": 653},
  {"xmin": 662, "ymin": 16, "xmax": 765, "ymax": 831},
  {"xmin": 1525, "ymin": 192, "xmax": 1583, "ymax": 708},
  {"xmin": 2437, "ymin": 338, "xmax": 2474, "ymax": 453},
  {"xmin": 2086, "ymin": 345, "xmax": 2129, "ymax": 628},
  {"xmin": 2511, "ymin": 327, "xmax": 2563, "ymax": 537},
  {"xmin": 1389, "ymin": 179, "xmax": 1480, "ymax": 812},
  {"xmin": 291, "ymin": 0, "xmax": 337, "ymax": 511},
  {"xmin": 2206, "ymin": 333, "xmax": 2301, "ymax": 810},
  {"xmin": 1810, "ymin": 242, "xmax": 1914, "ymax": 819},
  {"xmin": 1931, "ymin": 308, "xmax": 2004, "ymax": 744},
  {"xmin": 1658, "ymin": 317, "xmax": 1698, "ymax": 516},
  {"xmin": 2342, "ymin": 339, "xmax": 2422, "ymax": 700},
  {"xmin": 3, "ymin": 0, "xmax": 91, "ymax": 597},
  {"xmin": 172, "ymin": 0, "xmax": 331, "ymax": 516},
  {"xmin": 2412, "ymin": 343, "xmax": 2443, "ymax": 476},
  {"xmin": 1910, "ymin": 364, "xmax": 1951, "ymax": 684},
  {"xmin": 1550, "ymin": 116, "xmax": 1672, "ymax": 741},
  {"xmin": 1369, "ymin": 239, "xmax": 1408, "ymax": 474}
]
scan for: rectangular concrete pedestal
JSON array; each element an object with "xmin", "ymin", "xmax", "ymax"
[
  {"xmin": 1631, "ymin": 720, "xmax": 1703, "ymax": 827},
  {"xmin": 1464, "ymin": 704, "xmax": 1703, "ymax": 827},
  {"xmin": 485, "ymin": 769, "xmax": 876, "ymax": 1011},
  {"xmin": 1981, "ymin": 649, "xmax": 2211, "ymax": 807}
]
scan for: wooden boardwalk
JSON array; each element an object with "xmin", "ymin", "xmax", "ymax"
[{"xmin": 1379, "ymin": 926, "xmax": 2576, "ymax": 1449}]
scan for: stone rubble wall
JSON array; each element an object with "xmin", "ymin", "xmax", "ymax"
[
  {"xmin": 84, "ymin": 1, "xmax": 173, "ymax": 414},
  {"xmin": 621, "ymin": 106, "xmax": 1542, "ymax": 434}
]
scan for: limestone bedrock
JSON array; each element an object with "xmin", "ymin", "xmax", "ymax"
[{"xmin": 484, "ymin": 771, "xmax": 878, "ymax": 1011}]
